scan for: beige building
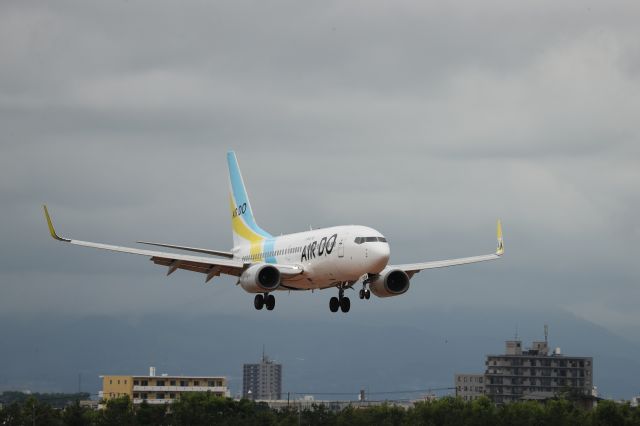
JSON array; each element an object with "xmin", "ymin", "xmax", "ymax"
[
  {"xmin": 100, "ymin": 367, "xmax": 229, "ymax": 405},
  {"xmin": 454, "ymin": 373, "xmax": 486, "ymax": 401}
]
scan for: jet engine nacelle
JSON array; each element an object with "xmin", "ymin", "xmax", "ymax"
[
  {"xmin": 239, "ymin": 264, "xmax": 281, "ymax": 293},
  {"xmin": 369, "ymin": 267, "xmax": 410, "ymax": 298}
]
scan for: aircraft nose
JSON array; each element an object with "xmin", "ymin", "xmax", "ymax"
[{"xmin": 368, "ymin": 243, "xmax": 390, "ymax": 273}]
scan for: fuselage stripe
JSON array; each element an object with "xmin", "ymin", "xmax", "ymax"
[{"xmin": 263, "ymin": 238, "xmax": 277, "ymax": 264}]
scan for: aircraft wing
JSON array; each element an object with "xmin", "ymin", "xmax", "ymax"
[
  {"xmin": 43, "ymin": 205, "xmax": 303, "ymax": 281},
  {"xmin": 135, "ymin": 241, "xmax": 234, "ymax": 258},
  {"xmin": 391, "ymin": 220, "xmax": 504, "ymax": 278}
]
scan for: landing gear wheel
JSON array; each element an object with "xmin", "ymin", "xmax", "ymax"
[
  {"xmin": 340, "ymin": 297, "xmax": 351, "ymax": 313},
  {"xmin": 254, "ymin": 294, "xmax": 264, "ymax": 310},
  {"xmin": 329, "ymin": 297, "xmax": 340, "ymax": 313},
  {"xmin": 359, "ymin": 289, "xmax": 365, "ymax": 299},
  {"xmin": 365, "ymin": 289, "xmax": 371, "ymax": 300},
  {"xmin": 265, "ymin": 294, "xmax": 276, "ymax": 311}
]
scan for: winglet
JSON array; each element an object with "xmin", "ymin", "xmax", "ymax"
[
  {"xmin": 43, "ymin": 205, "xmax": 70, "ymax": 242},
  {"xmin": 496, "ymin": 219, "xmax": 504, "ymax": 256}
]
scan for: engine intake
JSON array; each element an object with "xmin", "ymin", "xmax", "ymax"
[
  {"xmin": 239, "ymin": 264, "xmax": 281, "ymax": 293},
  {"xmin": 369, "ymin": 268, "xmax": 410, "ymax": 298}
]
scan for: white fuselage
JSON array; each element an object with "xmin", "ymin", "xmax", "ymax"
[{"xmin": 232, "ymin": 225, "xmax": 391, "ymax": 290}]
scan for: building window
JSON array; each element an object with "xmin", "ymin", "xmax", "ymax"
[
  {"xmin": 193, "ymin": 380, "xmax": 200, "ymax": 386},
  {"xmin": 157, "ymin": 393, "xmax": 165, "ymax": 400},
  {"xmin": 141, "ymin": 380, "xmax": 148, "ymax": 386},
  {"xmin": 133, "ymin": 393, "xmax": 139, "ymax": 398},
  {"xmin": 142, "ymin": 393, "xmax": 148, "ymax": 400},
  {"xmin": 117, "ymin": 380, "xmax": 120, "ymax": 385},
  {"xmin": 157, "ymin": 380, "xmax": 165, "ymax": 386},
  {"xmin": 170, "ymin": 380, "xmax": 176, "ymax": 386},
  {"xmin": 133, "ymin": 380, "xmax": 139, "ymax": 386},
  {"xmin": 169, "ymin": 393, "xmax": 176, "ymax": 399},
  {"xmin": 180, "ymin": 380, "xmax": 188, "ymax": 387},
  {"xmin": 208, "ymin": 380, "xmax": 215, "ymax": 387},
  {"xmin": 124, "ymin": 380, "xmax": 127, "ymax": 384},
  {"xmin": 109, "ymin": 380, "xmax": 112, "ymax": 385}
]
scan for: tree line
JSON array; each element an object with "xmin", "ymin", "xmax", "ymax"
[
  {"xmin": 1, "ymin": 393, "xmax": 639, "ymax": 426},
  {"xmin": 0, "ymin": 391, "xmax": 90, "ymax": 410}
]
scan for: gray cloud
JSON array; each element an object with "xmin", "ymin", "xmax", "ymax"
[{"xmin": 0, "ymin": 0, "xmax": 639, "ymax": 340}]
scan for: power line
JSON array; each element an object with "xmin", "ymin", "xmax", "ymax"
[{"xmin": 291, "ymin": 387, "xmax": 455, "ymax": 397}]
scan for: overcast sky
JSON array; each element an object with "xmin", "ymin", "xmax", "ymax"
[{"xmin": 1, "ymin": 1, "xmax": 639, "ymax": 341}]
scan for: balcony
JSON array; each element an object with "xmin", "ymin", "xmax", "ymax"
[
  {"xmin": 133, "ymin": 385, "xmax": 227, "ymax": 393},
  {"xmin": 133, "ymin": 399, "xmax": 174, "ymax": 405}
]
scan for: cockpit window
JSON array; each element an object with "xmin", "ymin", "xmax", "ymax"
[{"xmin": 354, "ymin": 236, "xmax": 387, "ymax": 244}]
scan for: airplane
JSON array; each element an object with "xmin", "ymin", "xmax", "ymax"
[{"xmin": 43, "ymin": 151, "xmax": 504, "ymax": 313}]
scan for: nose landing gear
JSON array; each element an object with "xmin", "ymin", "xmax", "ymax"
[
  {"xmin": 329, "ymin": 287, "xmax": 350, "ymax": 313},
  {"xmin": 359, "ymin": 279, "xmax": 371, "ymax": 300},
  {"xmin": 358, "ymin": 288, "xmax": 371, "ymax": 300},
  {"xmin": 254, "ymin": 293, "xmax": 276, "ymax": 311}
]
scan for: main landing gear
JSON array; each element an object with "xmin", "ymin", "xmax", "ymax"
[
  {"xmin": 254, "ymin": 293, "xmax": 275, "ymax": 311},
  {"xmin": 329, "ymin": 288, "xmax": 350, "ymax": 313}
]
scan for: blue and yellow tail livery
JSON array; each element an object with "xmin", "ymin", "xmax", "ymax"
[{"xmin": 227, "ymin": 151, "xmax": 274, "ymax": 259}]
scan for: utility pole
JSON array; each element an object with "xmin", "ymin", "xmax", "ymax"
[{"xmin": 544, "ymin": 324, "xmax": 549, "ymax": 344}]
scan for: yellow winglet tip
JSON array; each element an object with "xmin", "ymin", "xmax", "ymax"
[
  {"xmin": 496, "ymin": 219, "xmax": 504, "ymax": 255},
  {"xmin": 43, "ymin": 205, "xmax": 69, "ymax": 242}
]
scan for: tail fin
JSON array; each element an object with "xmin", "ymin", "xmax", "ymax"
[{"xmin": 227, "ymin": 151, "xmax": 272, "ymax": 248}]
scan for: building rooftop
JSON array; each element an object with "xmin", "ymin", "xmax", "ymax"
[
  {"xmin": 101, "ymin": 367, "xmax": 226, "ymax": 380},
  {"xmin": 101, "ymin": 374, "xmax": 226, "ymax": 379}
]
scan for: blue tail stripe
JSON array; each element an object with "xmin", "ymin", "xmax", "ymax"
[{"xmin": 227, "ymin": 151, "xmax": 272, "ymax": 239}]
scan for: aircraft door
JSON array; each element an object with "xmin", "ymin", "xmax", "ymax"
[{"xmin": 338, "ymin": 238, "xmax": 344, "ymax": 258}]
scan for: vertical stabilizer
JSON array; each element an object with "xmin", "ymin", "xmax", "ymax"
[{"xmin": 227, "ymin": 151, "xmax": 272, "ymax": 249}]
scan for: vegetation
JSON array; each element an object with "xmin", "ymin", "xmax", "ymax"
[
  {"xmin": 1, "ymin": 393, "xmax": 639, "ymax": 426},
  {"xmin": 0, "ymin": 391, "xmax": 90, "ymax": 409}
]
